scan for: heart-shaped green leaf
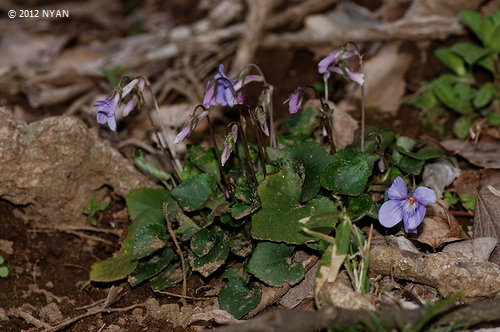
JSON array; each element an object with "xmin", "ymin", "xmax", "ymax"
[
  {"xmin": 132, "ymin": 223, "xmax": 167, "ymax": 260},
  {"xmin": 150, "ymin": 264, "xmax": 190, "ymax": 291},
  {"xmin": 282, "ymin": 142, "xmax": 334, "ymax": 202},
  {"xmin": 187, "ymin": 145, "xmax": 221, "ymax": 183},
  {"xmin": 320, "ymin": 149, "xmax": 378, "ymax": 196},
  {"xmin": 248, "ymin": 242, "xmax": 304, "ymax": 287},
  {"xmin": 251, "ymin": 171, "xmax": 337, "ymax": 243},
  {"xmin": 347, "ymin": 194, "xmax": 378, "ymax": 222},
  {"xmin": 218, "ymin": 277, "xmax": 261, "ymax": 319},
  {"xmin": 172, "ymin": 173, "xmax": 217, "ymax": 211},
  {"xmin": 128, "ymin": 247, "xmax": 174, "ymax": 287},
  {"xmin": 188, "ymin": 231, "xmax": 230, "ymax": 277},
  {"xmin": 283, "ymin": 106, "xmax": 319, "ymax": 136},
  {"xmin": 190, "ymin": 229, "xmax": 217, "ymax": 258}
]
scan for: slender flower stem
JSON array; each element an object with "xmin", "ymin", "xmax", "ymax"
[
  {"xmin": 145, "ymin": 103, "xmax": 182, "ymax": 184},
  {"xmin": 146, "ymin": 82, "xmax": 183, "ymax": 179},
  {"xmin": 249, "ymin": 106, "xmax": 267, "ymax": 178},
  {"xmin": 302, "ymin": 85, "xmax": 335, "ymax": 151},
  {"xmin": 319, "ymin": 102, "xmax": 335, "ymax": 153},
  {"xmin": 237, "ymin": 114, "xmax": 258, "ymax": 186},
  {"xmin": 242, "ymin": 63, "xmax": 276, "ymax": 148},
  {"xmin": 268, "ymin": 86, "xmax": 276, "ymax": 148},
  {"xmin": 206, "ymin": 114, "xmax": 233, "ymax": 200},
  {"xmin": 361, "ymin": 85, "xmax": 365, "ymax": 152},
  {"xmin": 163, "ymin": 203, "xmax": 187, "ymax": 306},
  {"xmin": 323, "ymin": 74, "xmax": 329, "ymax": 102}
]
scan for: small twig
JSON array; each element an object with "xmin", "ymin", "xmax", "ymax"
[
  {"xmin": 9, "ymin": 308, "xmax": 51, "ymax": 329},
  {"xmin": 163, "ymin": 203, "xmax": 187, "ymax": 305},
  {"xmin": 450, "ymin": 210, "xmax": 474, "ymax": 217},
  {"xmin": 40, "ymin": 304, "xmax": 145, "ymax": 332},
  {"xmin": 155, "ymin": 290, "xmax": 213, "ymax": 301},
  {"xmin": 32, "ymin": 225, "xmax": 121, "ymax": 236}
]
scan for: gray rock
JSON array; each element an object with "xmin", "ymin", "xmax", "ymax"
[{"xmin": 0, "ymin": 109, "xmax": 156, "ymax": 225}]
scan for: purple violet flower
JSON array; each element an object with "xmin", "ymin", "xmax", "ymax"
[
  {"xmin": 318, "ymin": 49, "xmax": 341, "ymax": 76},
  {"xmin": 378, "ymin": 177, "xmax": 436, "ymax": 234},
  {"xmin": 235, "ymin": 90, "xmax": 246, "ymax": 105},
  {"xmin": 95, "ymin": 94, "xmax": 120, "ymax": 131},
  {"xmin": 318, "ymin": 44, "xmax": 365, "ymax": 87},
  {"xmin": 287, "ymin": 87, "xmax": 304, "ymax": 114},
  {"xmin": 174, "ymin": 111, "xmax": 208, "ymax": 144},
  {"xmin": 122, "ymin": 98, "xmax": 135, "ymax": 117},
  {"xmin": 202, "ymin": 80, "xmax": 217, "ymax": 109},
  {"xmin": 221, "ymin": 124, "xmax": 238, "ymax": 166},
  {"xmin": 214, "ymin": 64, "xmax": 235, "ymax": 107}
]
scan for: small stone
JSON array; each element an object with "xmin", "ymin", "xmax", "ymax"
[
  {"xmin": 39, "ymin": 302, "xmax": 63, "ymax": 322},
  {"xmin": 0, "ymin": 307, "xmax": 9, "ymax": 321}
]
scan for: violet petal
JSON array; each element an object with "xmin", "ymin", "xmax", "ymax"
[
  {"xmin": 412, "ymin": 187, "xmax": 437, "ymax": 205},
  {"xmin": 378, "ymin": 199, "xmax": 404, "ymax": 228},
  {"xmin": 388, "ymin": 177, "xmax": 408, "ymax": 200}
]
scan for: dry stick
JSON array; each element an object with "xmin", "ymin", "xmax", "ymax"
[
  {"xmin": 230, "ymin": 0, "xmax": 273, "ymax": 76},
  {"xmin": 214, "ymin": 299, "xmax": 500, "ymax": 332},
  {"xmin": 162, "ymin": 203, "xmax": 187, "ymax": 304},
  {"xmin": 155, "ymin": 290, "xmax": 212, "ymax": 301},
  {"xmin": 9, "ymin": 308, "xmax": 51, "ymax": 329},
  {"xmin": 39, "ymin": 304, "xmax": 145, "ymax": 332},
  {"xmin": 206, "ymin": 113, "xmax": 233, "ymax": 199}
]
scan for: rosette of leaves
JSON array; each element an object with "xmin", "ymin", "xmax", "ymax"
[{"xmin": 407, "ymin": 9, "xmax": 500, "ymax": 138}]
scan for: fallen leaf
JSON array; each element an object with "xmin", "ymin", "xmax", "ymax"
[
  {"xmin": 475, "ymin": 169, "xmax": 500, "ymax": 266},
  {"xmin": 455, "ymin": 169, "xmax": 479, "ymax": 197},
  {"xmin": 303, "ymin": 99, "xmax": 358, "ymax": 150},
  {"xmin": 441, "ymin": 137, "xmax": 500, "ymax": 168},
  {"xmin": 413, "ymin": 199, "xmax": 468, "ymax": 249},
  {"xmin": 442, "ymin": 237, "xmax": 497, "ymax": 262},
  {"xmin": 188, "ymin": 309, "xmax": 239, "ymax": 325},
  {"xmin": 422, "ymin": 159, "xmax": 461, "ymax": 198},
  {"xmin": 279, "ymin": 260, "xmax": 318, "ymax": 309},
  {"xmin": 385, "ymin": 235, "xmax": 422, "ymax": 254}
]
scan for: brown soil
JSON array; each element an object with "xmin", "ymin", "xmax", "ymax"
[{"xmin": 0, "ymin": 199, "xmax": 206, "ymax": 331}]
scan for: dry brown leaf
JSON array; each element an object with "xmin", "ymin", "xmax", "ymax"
[
  {"xmin": 0, "ymin": 30, "xmax": 68, "ymax": 69},
  {"xmin": 303, "ymin": 99, "xmax": 358, "ymax": 150},
  {"xmin": 412, "ymin": 199, "xmax": 468, "ymax": 249},
  {"xmin": 188, "ymin": 309, "xmax": 239, "ymax": 325},
  {"xmin": 356, "ymin": 44, "xmax": 412, "ymax": 115},
  {"xmin": 441, "ymin": 137, "xmax": 500, "ymax": 169},
  {"xmin": 443, "ymin": 237, "xmax": 497, "ymax": 262},
  {"xmin": 280, "ymin": 260, "xmax": 318, "ymax": 309},
  {"xmin": 475, "ymin": 170, "xmax": 500, "ymax": 266},
  {"xmin": 455, "ymin": 169, "xmax": 480, "ymax": 197}
]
